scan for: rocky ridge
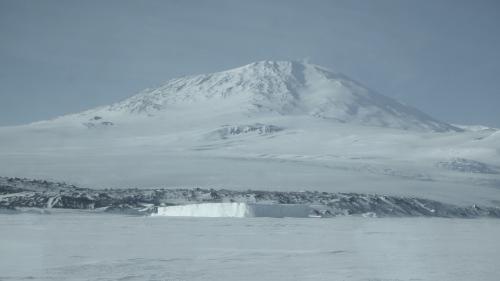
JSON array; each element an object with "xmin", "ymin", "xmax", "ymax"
[{"xmin": 1, "ymin": 177, "xmax": 499, "ymax": 218}]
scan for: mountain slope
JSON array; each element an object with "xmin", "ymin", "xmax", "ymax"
[
  {"xmin": 84, "ymin": 61, "xmax": 458, "ymax": 132},
  {"xmin": 1, "ymin": 61, "xmax": 498, "ymax": 206}
]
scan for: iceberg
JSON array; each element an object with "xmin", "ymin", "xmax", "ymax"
[{"xmin": 153, "ymin": 202, "xmax": 311, "ymax": 218}]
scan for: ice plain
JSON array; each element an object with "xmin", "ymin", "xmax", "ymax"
[{"xmin": 1, "ymin": 211, "xmax": 499, "ymax": 281}]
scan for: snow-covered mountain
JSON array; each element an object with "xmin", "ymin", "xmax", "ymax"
[
  {"xmin": 0, "ymin": 61, "xmax": 499, "ymax": 207},
  {"xmin": 80, "ymin": 61, "xmax": 458, "ymax": 132}
]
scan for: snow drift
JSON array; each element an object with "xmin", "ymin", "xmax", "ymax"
[{"xmin": 153, "ymin": 203, "xmax": 311, "ymax": 218}]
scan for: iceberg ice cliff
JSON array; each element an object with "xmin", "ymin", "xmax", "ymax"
[{"xmin": 153, "ymin": 202, "xmax": 311, "ymax": 218}]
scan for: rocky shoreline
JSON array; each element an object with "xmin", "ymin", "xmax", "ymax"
[{"xmin": 1, "ymin": 177, "xmax": 499, "ymax": 218}]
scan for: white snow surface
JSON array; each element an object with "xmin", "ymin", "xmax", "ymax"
[
  {"xmin": 1, "ymin": 212, "xmax": 500, "ymax": 281},
  {"xmin": 0, "ymin": 61, "xmax": 499, "ymax": 206},
  {"xmin": 85, "ymin": 60, "xmax": 458, "ymax": 132},
  {"xmin": 453, "ymin": 124, "xmax": 498, "ymax": 132},
  {"xmin": 154, "ymin": 203, "xmax": 311, "ymax": 218}
]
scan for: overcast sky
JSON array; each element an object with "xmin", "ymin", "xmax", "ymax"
[{"xmin": 1, "ymin": 0, "xmax": 499, "ymax": 127}]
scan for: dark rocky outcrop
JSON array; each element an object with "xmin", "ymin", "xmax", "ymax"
[{"xmin": 1, "ymin": 176, "xmax": 499, "ymax": 218}]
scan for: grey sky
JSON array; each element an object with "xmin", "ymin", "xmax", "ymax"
[{"xmin": 1, "ymin": 0, "xmax": 499, "ymax": 127}]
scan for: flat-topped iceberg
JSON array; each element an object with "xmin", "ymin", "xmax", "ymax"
[{"xmin": 153, "ymin": 202, "xmax": 311, "ymax": 218}]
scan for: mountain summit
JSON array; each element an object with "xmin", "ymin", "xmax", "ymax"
[{"xmin": 93, "ymin": 60, "xmax": 458, "ymax": 132}]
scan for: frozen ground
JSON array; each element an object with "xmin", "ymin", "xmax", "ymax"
[{"xmin": 1, "ymin": 211, "xmax": 499, "ymax": 281}]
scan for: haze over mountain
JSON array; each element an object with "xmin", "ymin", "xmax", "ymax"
[{"xmin": 0, "ymin": 61, "xmax": 499, "ymax": 206}]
